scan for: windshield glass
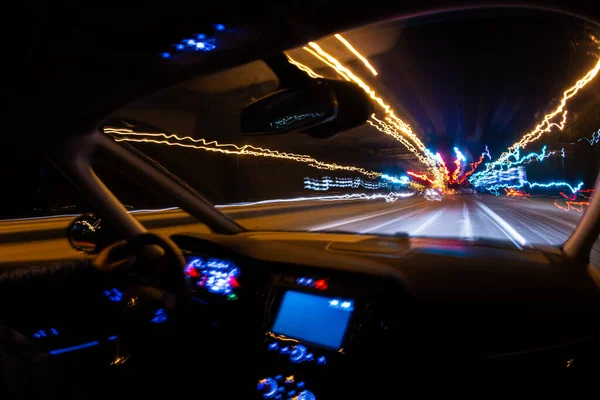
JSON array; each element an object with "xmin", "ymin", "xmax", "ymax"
[{"xmin": 104, "ymin": 9, "xmax": 600, "ymax": 253}]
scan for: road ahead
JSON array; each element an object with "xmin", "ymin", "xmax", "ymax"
[{"xmin": 0, "ymin": 194, "xmax": 598, "ymax": 265}]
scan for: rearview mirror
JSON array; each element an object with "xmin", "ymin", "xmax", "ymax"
[
  {"xmin": 241, "ymin": 79, "xmax": 371, "ymax": 138},
  {"xmin": 67, "ymin": 213, "xmax": 105, "ymax": 254}
]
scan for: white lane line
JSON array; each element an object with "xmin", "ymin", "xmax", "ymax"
[
  {"xmin": 474, "ymin": 200, "xmax": 528, "ymax": 248},
  {"xmin": 410, "ymin": 207, "xmax": 446, "ymax": 236},
  {"xmin": 309, "ymin": 200, "xmax": 421, "ymax": 232},
  {"xmin": 461, "ymin": 202, "xmax": 473, "ymax": 241},
  {"xmin": 360, "ymin": 208, "xmax": 425, "ymax": 234}
]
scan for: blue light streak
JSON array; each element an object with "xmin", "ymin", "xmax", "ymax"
[
  {"xmin": 486, "ymin": 179, "xmax": 583, "ymax": 195},
  {"xmin": 578, "ymin": 129, "xmax": 600, "ymax": 145},
  {"xmin": 49, "ymin": 341, "xmax": 100, "ymax": 355}
]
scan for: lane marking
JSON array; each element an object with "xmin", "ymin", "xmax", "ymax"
[
  {"xmin": 360, "ymin": 208, "xmax": 426, "ymax": 234},
  {"xmin": 410, "ymin": 207, "xmax": 446, "ymax": 236},
  {"xmin": 461, "ymin": 202, "xmax": 473, "ymax": 241},
  {"xmin": 475, "ymin": 200, "xmax": 528, "ymax": 248},
  {"xmin": 309, "ymin": 200, "xmax": 422, "ymax": 231}
]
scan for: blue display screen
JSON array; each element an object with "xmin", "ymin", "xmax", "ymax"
[{"xmin": 271, "ymin": 291, "xmax": 354, "ymax": 350}]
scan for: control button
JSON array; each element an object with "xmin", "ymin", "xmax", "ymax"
[
  {"xmin": 280, "ymin": 346, "xmax": 290, "ymax": 354},
  {"xmin": 288, "ymin": 390, "xmax": 296, "ymax": 397},
  {"xmin": 305, "ymin": 353, "xmax": 314, "ymax": 362},
  {"xmin": 274, "ymin": 375, "xmax": 283, "ymax": 382},
  {"xmin": 284, "ymin": 375, "xmax": 295, "ymax": 385},
  {"xmin": 257, "ymin": 378, "xmax": 278, "ymax": 398},
  {"xmin": 289, "ymin": 345, "xmax": 307, "ymax": 363},
  {"xmin": 296, "ymin": 382, "xmax": 305, "ymax": 390},
  {"xmin": 316, "ymin": 356, "xmax": 326, "ymax": 365},
  {"xmin": 268, "ymin": 342, "xmax": 279, "ymax": 351},
  {"xmin": 274, "ymin": 395, "xmax": 282, "ymax": 400},
  {"xmin": 297, "ymin": 390, "xmax": 316, "ymax": 400}
]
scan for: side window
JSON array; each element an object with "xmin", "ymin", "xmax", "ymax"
[{"xmin": 0, "ymin": 146, "xmax": 91, "ymax": 220}]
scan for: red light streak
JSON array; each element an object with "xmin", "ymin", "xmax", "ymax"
[
  {"xmin": 553, "ymin": 200, "xmax": 589, "ymax": 212},
  {"xmin": 457, "ymin": 155, "xmax": 485, "ymax": 184},
  {"xmin": 406, "ymin": 171, "xmax": 434, "ymax": 184},
  {"xmin": 504, "ymin": 188, "xmax": 530, "ymax": 197}
]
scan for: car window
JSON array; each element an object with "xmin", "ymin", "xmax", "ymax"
[
  {"xmin": 0, "ymin": 146, "xmax": 92, "ymax": 220},
  {"xmin": 101, "ymin": 9, "xmax": 599, "ymax": 261}
]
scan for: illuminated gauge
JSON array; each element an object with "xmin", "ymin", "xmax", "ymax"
[{"xmin": 184, "ymin": 257, "xmax": 240, "ymax": 297}]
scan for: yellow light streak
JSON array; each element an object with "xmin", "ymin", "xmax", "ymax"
[
  {"xmin": 493, "ymin": 57, "xmax": 600, "ymax": 165},
  {"xmin": 301, "ymin": 41, "xmax": 446, "ymax": 189},
  {"xmin": 334, "ymin": 33, "xmax": 378, "ymax": 76},
  {"xmin": 105, "ymin": 127, "xmax": 383, "ymax": 179},
  {"xmin": 306, "ymin": 42, "xmax": 415, "ymax": 139},
  {"xmin": 302, "ymin": 46, "xmax": 351, "ymax": 81},
  {"xmin": 285, "ymin": 55, "xmax": 322, "ymax": 78}
]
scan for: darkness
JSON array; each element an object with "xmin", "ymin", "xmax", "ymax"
[{"xmin": 374, "ymin": 9, "xmax": 599, "ymax": 162}]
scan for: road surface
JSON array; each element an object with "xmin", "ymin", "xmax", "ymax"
[{"xmin": 0, "ymin": 194, "xmax": 598, "ymax": 266}]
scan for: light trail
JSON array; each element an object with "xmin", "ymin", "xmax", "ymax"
[
  {"xmin": 406, "ymin": 171, "xmax": 434, "ymax": 184},
  {"xmin": 285, "ymin": 55, "xmax": 322, "ymax": 78},
  {"xmin": 578, "ymin": 129, "xmax": 600, "ymax": 145},
  {"xmin": 553, "ymin": 200, "xmax": 589, "ymax": 212},
  {"xmin": 215, "ymin": 192, "xmax": 415, "ymax": 207},
  {"xmin": 457, "ymin": 154, "xmax": 484, "ymax": 184},
  {"xmin": 334, "ymin": 34, "xmax": 378, "ymax": 76},
  {"xmin": 290, "ymin": 37, "xmax": 444, "ymax": 187},
  {"xmin": 305, "ymin": 42, "xmax": 415, "ymax": 141},
  {"xmin": 487, "ymin": 179, "xmax": 584, "ymax": 195},
  {"xmin": 504, "ymin": 188, "xmax": 530, "ymax": 197},
  {"xmin": 304, "ymin": 176, "xmax": 395, "ymax": 191},
  {"xmin": 451, "ymin": 147, "xmax": 466, "ymax": 183},
  {"xmin": 105, "ymin": 127, "xmax": 382, "ymax": 179},
  {"xmin": 481, "ymin": 56, "xmax": 600, "ymax": 174}
]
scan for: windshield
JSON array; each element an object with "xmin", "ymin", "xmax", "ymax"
[{"xmin": 103, "ymin": 8, "xmax": 600, "ymax": 254}]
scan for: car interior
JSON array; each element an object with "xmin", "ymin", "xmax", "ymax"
[{"xmin": 3, "ymin": 3, "xmax": 600, "ymax": 398}]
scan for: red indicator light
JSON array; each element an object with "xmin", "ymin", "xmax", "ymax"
[
  {"xmin": 185, "ymin": 266, "xmax": 200, "ymax": 278},
  {"xmin": 229, "ymin": 276, "xmax": 240, "ymax": 288},
  {"xmin": 314, "ymin": 279, "xmax": 328, "ymax": 290}
]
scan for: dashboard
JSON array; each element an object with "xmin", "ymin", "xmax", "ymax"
[
  {"xmin": 171, "ymin": 231, "xmax": 600, "ymax": 397},
  {"xmin": 178, "ymin": 245, "xmax": 402, "ymax": 399},
  {"xmin": 9, "ymin": 231, "xmax": 599, "ymax": 398}
]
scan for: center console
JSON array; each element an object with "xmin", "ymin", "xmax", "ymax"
[{"xmin": 256, "ymin": 274, "xmax": 362, "ymax": 400}]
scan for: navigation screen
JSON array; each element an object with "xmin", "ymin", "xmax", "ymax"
[{"xmin": 271, "ymin": 290, "xmax": 355, "ymax": 350}]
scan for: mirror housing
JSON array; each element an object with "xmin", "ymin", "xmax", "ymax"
[
  {"xmin": 241, "ymin": 79, "xmax": 371, "ymax": 138},
  {"xmin": 66, "ymin": 213, "xmax": 106, "ymax": 254}
]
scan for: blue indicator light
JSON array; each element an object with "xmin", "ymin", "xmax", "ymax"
[
  {"xmin": 196, "ymin": 33, "xmax": 206, "ymax": 39},
  {"xmin": 49, "ymin": 341, "xmax": 99, "ymax": 355},
  {"xmin": 175, "ymin": 43, "xmax": 185, "ymax": 50},
  {"xmin": 214, "ymin": 24, "xmax": 225, "ymax": 31},
  {"xmin": 104, "ymin": 288, "xmax": 122, "ymax": 302},
  {"xmin": 151, "ymin": 308, "xmax": 167, "ymax": 324},
  {"xmin": 317, "ymin": 356, "xmax": 326, "ymax": 365},
  {"xmin": 297, "ymin": 382, "xmax": 305, "ymax": 390},
  {"xmin": 268, "ymin": 342, "xmax": 279, "ymax": 351},
  {"xmin": 49, "ymin": 328, "xmax": 59, "ymax": 336},
  {"xmin": 33, "ymin": 329, "xmax": 46, "ymax": 338},
  {"xmin": 107, "ymin": 335, "xmax": 118, "ymax": 341},
  {"xmin": 160, "ymin": 52, "xmax": 170, "ymax": 59},
  {"xmin": 186, "ymin": 39, "xmax": 196, "ymax": 45},
  {"xmin": 280, "ymin": 346, "xmax": 289, "ymax": 354}
]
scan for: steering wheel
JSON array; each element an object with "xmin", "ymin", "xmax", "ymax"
[{"xmin": 92, "ymin": 232, "xmax": 189, "ymax": 363}]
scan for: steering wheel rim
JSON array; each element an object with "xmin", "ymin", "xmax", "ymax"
[{"xmin": 126, "ymin": 232, "xmax": 188, "ymax": 302}]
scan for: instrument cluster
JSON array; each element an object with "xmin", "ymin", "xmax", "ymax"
[{"xmin": 184, "ymin": 256, "xmax": 241, "ymax": 301}]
